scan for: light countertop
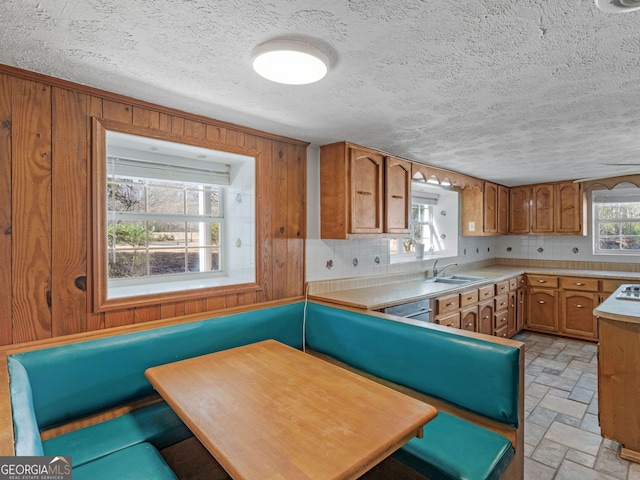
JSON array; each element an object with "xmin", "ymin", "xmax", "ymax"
[
  {"xmin": 309, "ymin": 266, "xmax": 640, "ymax": 311},
  {"xmin": 594, "ymin": 285, "xmax": 640, "ymax": 325}
]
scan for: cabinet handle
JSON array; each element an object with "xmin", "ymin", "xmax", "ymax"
[
  {"xmin": 391, "ymin": 195, "xmax": 403, "ymax": 199},
  {"xmin": 356, "ymin": 191, "xmax": 372, "ymax": 196},
  {"xmin": 576, "ymin": 304, "xmax": 583, "ymax": 308},
  {"xmin": 538, "ymin": 300, "xmax": 545, "ymax": 304},
  {"xmin": 538, "ymin": 280, "xmax": 547, "ymax": 283}
]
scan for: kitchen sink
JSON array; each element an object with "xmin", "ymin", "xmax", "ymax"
[{"xmin": 425, "ymin": 275, "xmax": 487, "ymax": 284}]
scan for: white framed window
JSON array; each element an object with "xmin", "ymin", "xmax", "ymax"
[
  {"xmin": 390, "ymin": 182, "xmax": 458, "ymax": 260},
  {"xmin": 593, "ymin": 187, "xmax": 640, "ymax": 255},
  {"xmin": 93, "ymin": 120, "xmax": 256, "ymax": 311}
]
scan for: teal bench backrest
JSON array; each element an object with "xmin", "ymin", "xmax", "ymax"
[
  {"xmin": 10, "ymin": 302, "xmax": 304, "ymax": 431},
  {"xmin": 305, "ymin": 302, "xmax": 520, "ymax": 427}
]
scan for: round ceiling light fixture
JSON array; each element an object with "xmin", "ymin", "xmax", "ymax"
[
  {"xmin": 595, "ymin": 0, "xmax": 640, "ymax": 12},
  {"xmin": 251, "ymin": 40, "xmax": 329, "ymax": 85}
]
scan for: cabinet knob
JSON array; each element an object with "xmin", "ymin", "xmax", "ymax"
[
  {"xmin": 446, "ymin": 302, "xmax": 453, "ymax": 306},
  {"xmin": 447, "ymin": 322, "xmax": 455, "ymax": 327},
  {"xmin": 575, "ymin": 282, "xmax": 584, "ymax": 286},
  {"xmin": 466, "ymin": 323, "xmax": 472, "ymax": 327},
  {"xmin": 467, "ymin": 296, "xmax": 474, "ymax": 300},
  {"xmin": 538, "ymin": 280, "xmax": 547, "ymax": 283},
  {"xmin": 538, "ymin": 300, "xmax": 545, "ymax": 304},
  {"xmin": 502, "ymin": 333, "xmax": 507, "ymax": 337},
  {"xmin": 483, "ymin": 315, "xmax": 490, "ymax": 319},
  {"xmin": 576, "ymin": 304, "xmax": 583, "ymax": 308}
]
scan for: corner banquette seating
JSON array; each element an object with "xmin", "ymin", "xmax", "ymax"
[{"xmin": 0, "ymin": 299, "xmax": 524, "ymax": 480}]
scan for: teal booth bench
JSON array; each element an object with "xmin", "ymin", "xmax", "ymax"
[{"xmin": 2, "ymin": 299, "xmax": 524, "ymax": 480}]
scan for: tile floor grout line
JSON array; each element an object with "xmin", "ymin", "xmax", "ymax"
[{"xmin": 516, "ymin": 332, "xmax": 639, "ymax": 480}]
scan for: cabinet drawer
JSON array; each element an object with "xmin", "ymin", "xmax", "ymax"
[
  {"xmin": 600, "ymin": 279, "xmax": 628, "ymax": 293},
  {"xmin": 494, "ymin": 294, "xmax": 509, "ymax": 312},
  {"xmin": 460, "ymin": 289, "xmax": 479, "ymax": 307},
  {"xmin": 495, "ymin": 280, "xmax": 510, "ymax": 295},
  {"xmin": 509, "ymin": 277, "xmax": 518, "ymax": 291},
  {"xmin": 527, "ymin": 275, "xmax": 558, "ymax": 288},
  {"xmin": 516, "ymin": 275, "xmax": 526, "ymax": 289},
  {"xmin": 436, "ymin": 294, "xmax": 460, "ymax": 316},
  {"xmin": 495, "ymin": 324, "xmax": 509, "ymax": 338},
  {"xmin": 560, "ymin": 277, "xmax": 598, "ymax": 292},
  {"xmin": 434, "ymin": 312, "xmax": 461, "ymax": 329},
  {"xmin": 495, "ymin": 311, "xmax": 508, "ymax": 329},
  {"xmin": 479, "ymin": 284, "xmax": 495, "ymax": 301}
]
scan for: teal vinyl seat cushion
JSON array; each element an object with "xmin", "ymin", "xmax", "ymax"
[
  {"xmin": 393, "ymin": 411, "xmax": 514, "ymax": 480},
  {"xmin": 71, "ymin": 442, "xmax": 177, "ymax": 480}
]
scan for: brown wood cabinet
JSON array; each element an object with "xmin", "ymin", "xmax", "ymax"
[
  {"xmin": 385, "ymin": 156, "xmax": 412, "ymax": 234},
  {"xmin": 433, "ymin": 277, "xmax": 523, "ymax": 339},
  {"xmin": 598, "ymin": 315, "xmax": 640, "ymax": 462},
  {"xmin": 319, "ymin": 142, "xmax": 410, "ymax": 239},
  {"xmin": 525, "ymin": 274, "xmax": 616, "ymax": 340},
  {"xmin": 509, "ymin": 186, "xmax": 530, "ymax": 234},
  {"xmin": 508, "ymin": 181, "xmax": 584, "ymax": 236},
  {"xmin": 527, "ymin": 274, "xmax": 559, "ymax": 333},
  {"xmin": 555, "ymin": 182, "xmax": 584, "ymax": 234},
  {"xmin": 498, "ymin": 185, "xmax": 509, "ymax": 234},
  {"xmin": 478, "ymin": 300, "xmax": 494, "ymax": 336},
  {"xmin": 531, "ymin": 184, "xmax": 554, "ymax": 233},
  {"xmin": 461, "ymin": 182, "xmax": 508, "ymax": 236}
]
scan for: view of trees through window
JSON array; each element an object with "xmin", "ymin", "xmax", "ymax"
[
  {"xmin": 594, "ymin": 200, "xmax": 640, "ymax": 253},
  {"xmin": 107, "ymin": 176, "xmax": 223, "ymax": 278}
]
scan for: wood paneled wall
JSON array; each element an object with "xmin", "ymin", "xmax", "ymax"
[{"xmin": 0, "ymin": 65, "xmax": 307, "ymax": 346}]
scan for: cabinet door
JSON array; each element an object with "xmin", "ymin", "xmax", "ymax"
[
  {"xmin": 507, "ymin": 291, "xmax": 517, "ymax": 337},
  {"xmin": 516, "ymin": 288, "xmax": 526, "ymax": 332},
  {"xmin": 555, "ymin": 182, "xmax": 583, "ymax": 234},
  {"xmin": 478, "ymin": 300, "xmax": 494, "ymax": 336},
  {"xmin": 560, "ymin": 291, "xmax": 598, "ymax": 340},
  {"xmin": 350, "ymin": 148, "xmax": 383, "ymax": 234},
  {"xmin": 532, "ymin": 184, "xmax": 554, "ymax": 233},
  {"xmin": 483, "ymin": 182, "xmax": 498, "ymax": 233},
  {"xmin": 497, "ymin": 185, "xmax": 509, "ymax": 234},
  {"xmin": 385, "ymin": 156, "xmax": 411, "ymax": 234},
  {"xmin": 527, "ymin": 288, "xmax": 558, "ymax": 332},
  {"xmin": 461, "ymin": 306, "xmax": 478, "ymax": 332},
  {"xmin": 509, "ymin": 186, "xmax": 530, "ymax": 233}
]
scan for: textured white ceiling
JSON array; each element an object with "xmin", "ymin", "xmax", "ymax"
[{"xmin": 2, "ymin": 0, "xmax": 640, "ymax": 186}]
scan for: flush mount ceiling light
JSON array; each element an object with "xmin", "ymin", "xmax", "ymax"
[
  {"xmin": 251, "ymin": 40, "xmax": 329, "ymax": 85},
  {"xmin": 595, "ymin": 0, "xmax": 640, "ymax": 12}
]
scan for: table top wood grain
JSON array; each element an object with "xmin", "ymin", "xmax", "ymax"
[{"xmin": 145, "ymin": 339, "xmax": 437, "ymax": 480}]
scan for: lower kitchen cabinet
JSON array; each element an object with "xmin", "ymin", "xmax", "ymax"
[
  {"xmin": 527, "ymin": 287, "xmax": 558, "ymax": 333},
  {"xmin": 435, "ymin": 312, "xmax": 461, "ymax": 329},
  {"xmin": 478, "ymin": 300, "xmax": 494, "ymax": 336},
  {"xmin": 460, "ymin": 305, "xmax": 478, "ymax": 332},
  {"xmin": 559, "ymin": 291, "xmax": 598, "ymax": 340}
]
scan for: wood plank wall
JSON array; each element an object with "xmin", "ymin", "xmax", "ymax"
[{"xmin": 0, "ymin": 65, "xmax": 307, "ymax": 346}]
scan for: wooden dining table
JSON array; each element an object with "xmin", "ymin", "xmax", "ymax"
[{"xmin": 145, "ymin": 339, "xmax": 437, "ymax": 480}]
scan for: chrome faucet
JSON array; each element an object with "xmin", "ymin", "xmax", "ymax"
[{"xmin": 432, "ymin": 260, "xmax": 458, "ymax": 278}]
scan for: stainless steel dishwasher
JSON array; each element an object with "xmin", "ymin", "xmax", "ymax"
[{"xmin": 382, "ymin": 298, "xmax": 432, "ymax": 323}]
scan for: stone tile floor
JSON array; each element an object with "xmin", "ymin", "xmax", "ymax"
[{"xmin": 515, "ymin": 332, "xmax": 640, "ymax": 479}]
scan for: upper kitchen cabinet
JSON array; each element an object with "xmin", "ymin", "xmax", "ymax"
[
  {"xmin": 509, "ymin": 181, "xmax": 585, "ymax": 235},
  {"xmin": 531, "ymin": 184, "xmax": 554, "ymax": 233},
  {"xmin": 555, "ymin": 181, "xmax": 585, "ymax": 234},
  {"xmin": 385, "ymin": 156, "xmax": 411, "ymax": 234},
  {"xmin": 461, "ymin": 181, "xmax": 507, "ymax": 236},
  {"xmin": 509, "ymin": 186, "xmax": 531, "ymax": 234},
  {"xmin": 498, "ymin": 185, "xmax": 509, "ymax": 234},
  {"xmin": 319, "ymin": 142, "xmax": 408, "ymax": 239}
]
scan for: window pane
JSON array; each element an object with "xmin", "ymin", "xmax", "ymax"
[
  {"xmin": 598, "ymin": 223, "xmax": 619, "ymax": 236},
  {"xmin": 109, "ymin": 248, "xmax": 148, "ymax": 278},
  {"xmin": 108, "ymin": 180, "xmax": 145, "ymax": 212},
  {"xmin": 148, "ymin": 184, "xmax": 184, "ymax": 214},
  {"xmin": 621, "ymin": 236, "xmax": 640, "ymax": 250},
  {"xmin": 148, "ymin": 250, "xmax": 186, "ymax": 276}
]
